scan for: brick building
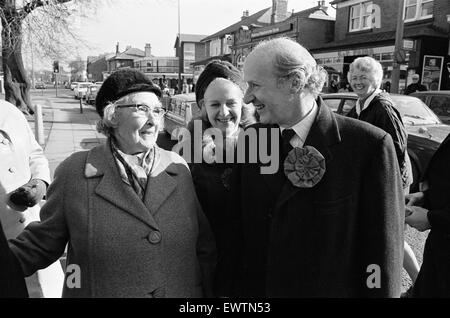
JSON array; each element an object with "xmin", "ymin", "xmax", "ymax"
[
  {"xmin": 87, "ymin": 53, "xmax": 114, "ymax": 82},
  {"xmin": 191, "ymin": 0, "xmax": 334, "ymax": 85},
  {"xmin": 313, "ymin": 0, "xmax": 450, "ymax": 91}
]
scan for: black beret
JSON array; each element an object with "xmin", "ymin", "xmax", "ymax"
[
  {"xmin": 95, "ymin": 69, "xmax": 162, "ymax": 117},
  {"xmin": 195, "ymin": 60, "xmax": 246, "ymax": 107}
]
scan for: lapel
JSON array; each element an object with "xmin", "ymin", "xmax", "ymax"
[
  {"xmin": 85, "ymin": 142, "xmax": 160, "ymax": 230},
  {"xmin": 143, "ymin": 149, "xmax": 178, "ymax": 216},
  {"xmin": 275, "ymin": 97, "xmax": 342, "ymax": 209}
]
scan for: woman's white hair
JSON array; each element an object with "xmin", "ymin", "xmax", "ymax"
[
  {"xmin": 96, "ymin": 102, "xmax": 119, "ymax": 137},
  {"xmin": 347, "ymin": 56, "xmax": 384, "ymax": 89},
  {"xmin": 251, "ymin": 37, "xmax": 327, "ymax": 96}
]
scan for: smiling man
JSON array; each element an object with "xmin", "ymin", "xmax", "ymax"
[{"xmin": 227, "ymin": 37, "xmax": 405, "ymax": 297}]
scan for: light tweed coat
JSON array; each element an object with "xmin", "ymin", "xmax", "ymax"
[
  {"xmin": 10, "ymin": 142, "xmax": 216, "ymax": 297},
  {"xmin": 1, "ymin": 100, "xmax": 63, "ymax": 297}
]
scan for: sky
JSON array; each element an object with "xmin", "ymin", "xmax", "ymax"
[{"xmin": 25, "ymin": 0, "xmax": 335, "ymax": 70}]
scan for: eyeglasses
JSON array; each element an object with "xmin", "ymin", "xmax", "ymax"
[{"xmin": 116, "ymin": 104, "xmax": 166, "ymax": 116}]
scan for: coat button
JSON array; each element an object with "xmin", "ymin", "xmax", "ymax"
[
  {"xmin": 8, "ymin": 167, "xmax": 15, "ymax": 173},
  {"xmin": 147, "ymin": 231, "xmax": 162, "ymax": 244}
]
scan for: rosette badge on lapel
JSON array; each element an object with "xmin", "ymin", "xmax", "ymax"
[{"xmin": 284, "ymin": 146, "xmax": 326, "ymax": 188}]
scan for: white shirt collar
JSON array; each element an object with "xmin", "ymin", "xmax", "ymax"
[
  {"xmin": 279, "ymin": 101, "xmax": 318, "ymax": 148},
  {"xmin": 356, "ymin": 88, "xmax": 382, "ymax": 116}
]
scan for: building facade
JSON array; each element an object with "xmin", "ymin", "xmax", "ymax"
[
  {"xmin": 192, "ymin": 0, "xmax": 334, "ymax": 86},
  {"xmin": 314, "ymin": 0, "xmax": 450, "ymax": 91}
]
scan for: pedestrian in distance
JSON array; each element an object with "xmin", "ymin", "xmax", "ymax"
[
  {"xmin": 406, "ymin": 132, "xmax": 450, "ymax": 297},
  {"xmin": 8, "ymin": 69, "xmax": 216, "ymax": 298},
  {"xmin": 404, "ymin": 74, "xmax": 427, "ymax": 95},
  {"xmin": 0, "ymin": 100, "xmax": 64, "ymax": 298},
  {"xmin": 226, "ymin": 37, "xmax": 404, "ymax": 297},
  {"xmin": 346, "ymin": 56, "xmax": 420, "ymax": 285},
  {"xmin": 175, "ymin": 60, "xmax": 256, "ymax": 296}
]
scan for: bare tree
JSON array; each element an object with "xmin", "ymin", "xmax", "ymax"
[{"xmin": 0, "ymin": 0, "xmax": 96, "ymax": 114}]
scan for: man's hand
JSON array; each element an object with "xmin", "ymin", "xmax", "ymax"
[
  {"xmin": 9, "ymin": 179, "xmax": 47, "ymax": 209},
  {"xmin": 405, "ymin": 206, "xmax": 431, "ymax": 231},
  {"xmin": 405, "ymin": 191, "xmax": 425, "ymax": 207}
]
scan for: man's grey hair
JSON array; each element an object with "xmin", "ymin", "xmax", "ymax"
[{"xmin": 250, "ymin": 37, "xmax": 327, "ymax": 96}]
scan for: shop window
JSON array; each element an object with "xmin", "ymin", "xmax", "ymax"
[
  {"xmin": 404, "ymin": 0, "xmax": 433, "ymax": 22},
  {"xmin": 349, "ymin": 1, "xmax": 373, "ymax": 32},
  {"xmin": 381, "ymin": 53, "xmax": 394, "ymax": 61},
  {"xmin": 184, "ymin": 43, "xmax": 195, "ymax": 61}
]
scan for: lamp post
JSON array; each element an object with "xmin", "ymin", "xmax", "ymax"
[
  {"xmin": 391, "ymin": 0, "xmax": 405, "ymax": 94},
  {"xmin": 177, "ymin": 0, "xmax": 182, "ymax": 94}
]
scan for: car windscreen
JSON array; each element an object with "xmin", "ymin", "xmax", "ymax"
[
  {"xmin": 79, "ymin": 83, "xmax": 91, "ymax": 88},
  {"xmin": 391, "ymin": 96, "xmax": 441, "ymax": 125}
]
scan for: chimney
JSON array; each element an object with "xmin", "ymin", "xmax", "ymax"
[
  {"xmin": 241, "ymin": 10, "xmax": 249, "ymax": 20},
  {"xmin": 318, "ymin": 0, "xmax": 328, "ymax": 12},
  {"xmin": 271, "ymin": 0, "xmax": 288, "ymax": 24},
  {"xmin": 116, "ymin": 42, "xmax": 119, "ymax": 54},
  {"xmin": 145, "ymin": 43, "xmax": 152, "ymax": 57}
]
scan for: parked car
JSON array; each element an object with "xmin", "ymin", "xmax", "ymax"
[
  {"xmin": 163, "ymin": 93, "xmax": 200, "ymax": 136},
  {"xmin": 74, "ymin": 82, "xmax": 92, "ymax": 100},
  {"xmin": 85, "ymin": 84, "xmax": 101, "ymax": 105},
  {"xmin": 35, "ymin": 82, "xmax": 46, "ymax": 89},
  {"xmin": 70, "ymin": 82, "xmax": 79, "ymax": 90},
  {"xmin": 410, "ymin": 90, "xmax": 450, "ymax": 125},
  {"xmin": 321, "ymin": 92, "xmax": 450, "ymax": 191}
]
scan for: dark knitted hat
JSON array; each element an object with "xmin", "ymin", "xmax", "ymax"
[
  {"xmin": 95, "ymin": 68, "xmax": 162, "ymax": 117},
  {"xmin": 195, "ymin": 60, "xmax": 246, "ymax": 107}
]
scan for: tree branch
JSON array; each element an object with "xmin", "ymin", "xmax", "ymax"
[{"xmin": 21, "ymin": 0, "xmax": 72, "ymax": 16}]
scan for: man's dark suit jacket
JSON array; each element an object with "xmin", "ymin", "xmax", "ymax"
[
  {"xmin": 413, "ymin": 133, "xmax": 450, "ymax": 297},
  {"xmin": 228, "ymin": 99, "xmax": 404, "ymax": 297},
  {"xmin": 0, "ymin": 220, "xmax": 28, "ymax": 297}
]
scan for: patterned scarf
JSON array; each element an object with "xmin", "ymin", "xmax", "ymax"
[{"xmin": 110, "ymin": 138, "xmax": 158, "ymax": 200}]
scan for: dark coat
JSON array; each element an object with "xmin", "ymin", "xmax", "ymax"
[
  {"xmin": 413, "ymin": 133, "xmax": 450, "ymax": 297},
  {"xmin": 404, "ymin": 83, "xmax": 427, "ymax": 95},
  {"xmin": 229, "ymin": 99, "xmax": 404, "ymax": 297},
  {"xmin": 347, "ymin": 92, "xmax": 410, "ymax": 189},
  {"xmin": 9, "ymin": 143, "xmax": 216, "ymax": 297},
  {"xmin": 0, "ymin": 219, "xmax": 28, "ymax": 297},
  {"xmin": 185, "ymin": 119, "xmax": 237, "ymax": 295}
]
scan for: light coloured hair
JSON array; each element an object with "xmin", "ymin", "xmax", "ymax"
[
  {"xmin": 96, "ymin": 93, "xmax": 164, "ymax": 137},
  {"xmin": 250, "ymin": 37, "xmax": 327, "ymax": 96},
  {"xmin": 347, "ymin": 56, "xmax": 383, "ymax": 89}
]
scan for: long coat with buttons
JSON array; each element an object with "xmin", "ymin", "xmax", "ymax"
[
  {"xmin": 1, "ymin": 100, "xmax": 64, "ymax": 298},
  {"xmin": 0, "ymin": 100, "xmax": 51, "ymax": 239},
  {"xmin": 9, "ymin": 142, "xmax": 216, "ymax": 297},
  {"xmin": 227, "ymin": 100, "xmax": 404, "ymax": 297}
]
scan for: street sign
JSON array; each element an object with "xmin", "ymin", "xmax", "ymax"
[{"xmin": 402, "ymin": 39, "xmax": 415, "ymax": 51}]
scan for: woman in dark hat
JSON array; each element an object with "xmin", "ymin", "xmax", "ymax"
[
  {"xmin": 8, "ymin": 68, "xmax": 216, "ymax": 298},
  {"xmin": 175, "ymin": 60, "xmax": 256, "ymax": 296}
]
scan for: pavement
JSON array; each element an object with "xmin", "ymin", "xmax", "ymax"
[{"xmin": 27, "ymin": 90, "xmax": 106, "ymax": 177}]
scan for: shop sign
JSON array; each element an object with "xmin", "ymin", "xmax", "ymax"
[
  {"xmin": 402, "ymin": 39, "xmax": 415, "ymax": 51},
  {"xmin": 422, "ymin": 55, "xmax": 444, "ymax": 90},
  {"xmin": 251, "ymin": 23, "xmax": 293, "ymax": 39}
]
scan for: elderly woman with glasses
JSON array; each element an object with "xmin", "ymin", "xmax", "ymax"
[{"xmin": 8, "ymin": 69, "xmax": 216, "ymax": 298}]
